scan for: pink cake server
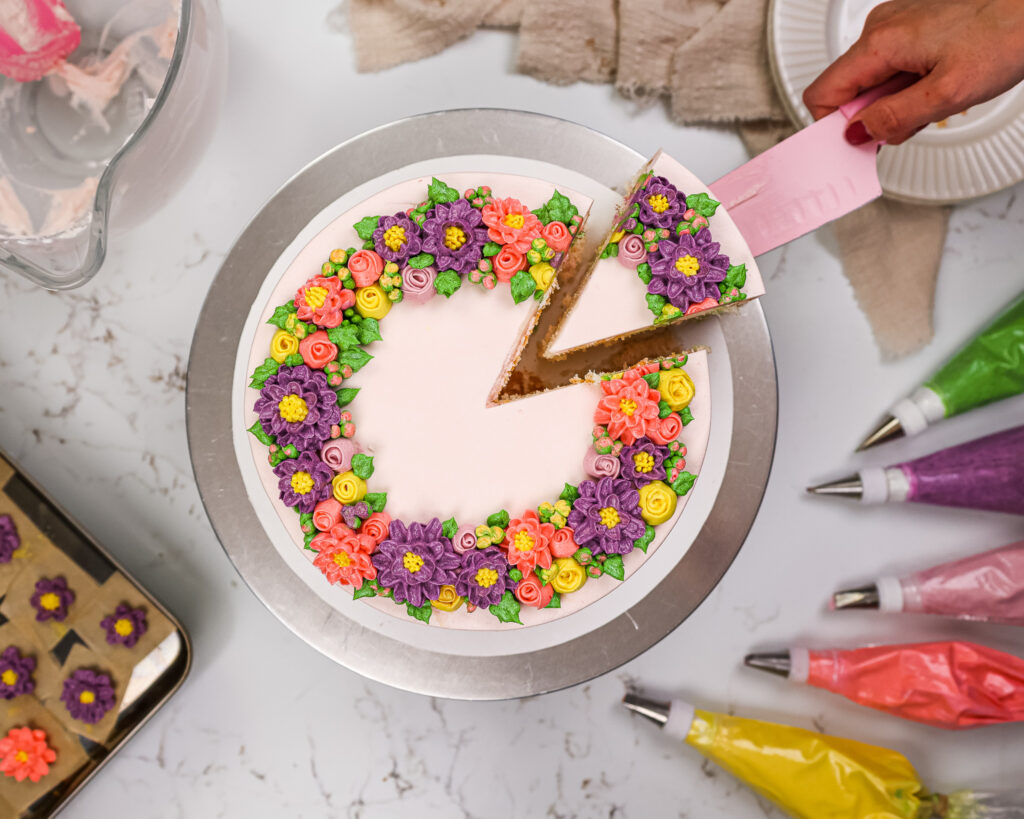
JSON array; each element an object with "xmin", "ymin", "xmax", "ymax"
[{"xmin": 0, "ymin": 0, "xmax": 80, "ymax": 83}]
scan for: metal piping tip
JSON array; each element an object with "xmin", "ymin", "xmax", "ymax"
[
  {"xmin": 806, "ymin": 475, "xmax": 863, "ymax": 498},
  {"xmin": 622, "ymin": 693, "xmax": 671, "ymax": 727},
  {"xmin": 743, "ymin": 652, "xmax": 791, "ymax": 678},
  {"xmin": 832, "ymin": 585, "xmax": 880, "ymax": 610},
  {"xmin": 857, "ymin": 415, "xmax": 905, "ymax": 452}
]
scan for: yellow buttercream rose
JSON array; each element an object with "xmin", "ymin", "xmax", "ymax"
[
  {"xmin": 637, "ymin": 480, "xmax": 677, "ymax": 525},
  {"xmin": 270, "ymin": 329, "xmax": 299, "ymax": 363},
  {"xmin": 355, "ymin": 285, "xmax": 391, "ymax": 319},
  {"xmin": 332, "ymin": 471, "xmax": 367, "ymax": 505},
  {"xmin": 529, "ymin": 262, "xmax": 556, "ymax": 290},
  {"xmin": 550, "ymin": 557, "xmax": 587, "ymax": 594},
  {"xmin": 658, "ymin": 368, "xmax": 695, "ymax": 411},
  {"xmin": 430, "ymin": 585, "xmax": 464, "ymax": 612}
]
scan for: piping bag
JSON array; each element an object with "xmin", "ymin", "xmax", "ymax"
[
  {"xmin": 860, "ymin": 292, "xmax": 1024, "ymax": 450},
  {"xmin": 745, "ymin": 641, "xmax": 1024, "ymax": 729},
  {"xmin": 623, "ymin": 694, "xmax": 1024, "ymax": 818},
  {"xmin": 834, "ymin": 540, "xmax": 1024, "ymax": 625},
  {"xmin": 808, "ymin": 424, "xmax": 1024, "ymax": 514}
]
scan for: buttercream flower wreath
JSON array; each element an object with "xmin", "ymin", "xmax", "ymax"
[{"xmin": 248, "ymin": 178, "xmax": 700, "ymax": 625}]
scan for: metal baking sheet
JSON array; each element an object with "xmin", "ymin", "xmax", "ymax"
[{"xmin": 186, "ymin": 109, "xmax": 777, "ymax": 700}]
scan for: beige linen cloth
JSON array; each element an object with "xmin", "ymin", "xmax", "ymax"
[{"xmin": 343, "ymin": 0, "xmax": 950, "ymax": 357}]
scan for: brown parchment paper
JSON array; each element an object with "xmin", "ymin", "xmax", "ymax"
[{"xmin": 39, "ymin": 644, "xmax": 127, "ymax": 745}]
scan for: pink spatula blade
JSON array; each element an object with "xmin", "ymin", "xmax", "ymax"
[{"xmin": 0, "ymin": 0, "xmax": 81, "ymax": 82}]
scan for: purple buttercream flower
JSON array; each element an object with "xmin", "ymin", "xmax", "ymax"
[
  {"xmin": 372, "ymin": 518, "xmax": 461, "ymax": 607},
  {"xmin": 454, "ymin": 547, "xmax": 510, "ymax": 608},
  {"xmin": 100, "ymin": 604, "xmax": 149, "ymax": 648},
  {"xmin": 634, "ymin": 176, "xmax": 684, "ymax": 229},
  {"xmin": 567, "ymin": 477, "xmax": 646, "ymax": 555},
  {"xmin": 420, "ymin": 199, "xmax": 489, "ymax": 275},
  {"xmin": 254, "ymin": 365, "xmax": 341, "ymax": 453},
  {"xmin": 273, "ymin": 451, "xmax": 334, "ymax": 513},
  {"xmin": 341, "ymin": 501, "xmax": 370, "ymax": 529},
  {"xmin": 648, "ymin": 229, "xmax": 729, "ymax": 312},
  {"xmin": 0, "ymin": 646, "xmax": 36, "ymax": 699},
  {"xmin": 61, "ymin": 668, "xmax": 116, "ymax": 724},
  {"xmin": 0, "ymin": 515, "xmax": 19, "ymax": 563},
  {"xmin": 373, "ymin": 212, "xmax": 424, "ymax": 265},
  {"xmin": 30, "ymin": 576, "xmax": 74, "ymax": 622},
  {"xmin": 619, "ymin": 437, "xmax": 670, "ymax": 486}
]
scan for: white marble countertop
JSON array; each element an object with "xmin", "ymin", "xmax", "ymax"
[{"xmin": 2, "ymin": 2, "xmax": 1024, "ymax": 816}]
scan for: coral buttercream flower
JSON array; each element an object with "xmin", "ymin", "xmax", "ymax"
[
  {"xmin": 101, "ymin": 604, "xmax": 148, "ymax": 648},
  {"xmin": 540, "ymin": 220, "xmax": 572, "ymax": 252},
  {"xmin": 274, "ymin": 451, "xmax": 334, "ymax": 513},
  {"xmin": 30, "ymin": 577, "xmax": 74, "ymax": 622},
  {"xmin": 567, "ymin": 477, "xmax": 646, "ymax": 555},
  {"xmin": 312, "ymin": 498, "xmax": 344, "ymax": 531},
  {"xmin": 294, "ymin": 275, "xmax": 354, "ymax": 328},
  {"xmin": 685, "ymin": 296, "xmax": 721, "ymax": 316},
  {"xmin": 0, "ymin": 515, "xmax": 18, "ymax": 564},
  {"xmin": 270, "ymin": 330, "xmax": 299, "ymax": 364},
  {"xmin": 648, "ymin": 413, "xmax": 683, "ymax": 446},
  {"xmin": 430, "ymin": 585, "xmax": 464, "ymax": 612},
  {"xmin": 255, "ymin": 365, "xmax": 341, "ymax": 452},
  {"xmin": 347, "ymin": 249, "xmax": 385, "ymax": 287},
  {"xmin": 550, "ymin": 557, "xmax": 587, "ymax": 594},
  {"xmin": 355, "ymin": 285, "xmax": 391, "ymax": 319},
  {"xmin": 0, "ymin": 727, "xmax": 56, "ymax": 782},
  {"xmin": 504, "ymin": 509, "xmax": 555, "ymax": 575},
  {"xmin": 61, "ymin": 668, "xmax": 116, "ymax": 724},
  {"xmin": 618, "ymin": 437, "xmax": 670, "ymax": 486},
  {"xmin": 401, "ymin": 265, "xmax": 437, "ymax": 304},
  {"xmin": 482, "ymin": 198, "xmax": 542, "ymax": 253},
  {"xmin": 312, "ymin": 525, "xmax": 377, "ymax": 586},
  {"xmin": 371, "ymin": 519, "xmax": 461, "ymax": 607},
  {"xmin": 637, "ymin": 480, "xmax": 678, "ymax": 525},
  {"xmin": 421, "ymin": 199, "xmax": 489, "ymax": 274},
  {"xmin": 549, "ymin": 527, "xmax": 578, "ymax": 558},
  {"xmin": 298, "ymin": 330, "xmax": 338, "ymax": 370},
  {"xmin": 593, "ymin": 369, "xmax": 662, "ymax": 445},
  {"xmin": 331, "ymin": 471, "xmax": 367, "ymax": 505},
  {"xmin": 492, "ymin": 247, "xmax": 527, "ymax": 283},
  {"xmin": 361, "ymin": 512, "xmax": 391, "ymax": 545},
  {"xmin": 0, "ymin": 647, "xmax": 35, "ymax": 699},
  {"xmin": 454, "ymin": 547, "xmax": 511, "ymax": 608},
  {"xmin": 515, "ymin": 571, "xmax": 554, "ymax": 609},
  {"xmin": 648, "ymin": 230, "xmax": 729, "ymax": 312},
  {"xmin": 658, "ymin": 368, "xmax": 695, "ymax": 411}
]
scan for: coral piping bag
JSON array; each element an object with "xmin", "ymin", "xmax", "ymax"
[
  {"xmin": 745, "ymin": 642, "xmax": 1024, "ymax": 729},
  {"xmin": 833, "ymin": 540, "xmax": 1024, "ymax": 625}
]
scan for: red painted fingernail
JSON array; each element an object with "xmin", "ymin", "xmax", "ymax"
[{"xmin": 844, "ymin": 120, "xmax": 872, "ymax": 146}]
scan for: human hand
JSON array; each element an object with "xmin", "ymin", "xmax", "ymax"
[{"xmin": 803, "ymin": 0, "xmax": 1024, "ymax": 145}]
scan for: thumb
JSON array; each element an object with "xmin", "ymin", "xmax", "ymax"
[{"xmin": 845, "ymin": 70, "xmax": 965, "ymax": 146}]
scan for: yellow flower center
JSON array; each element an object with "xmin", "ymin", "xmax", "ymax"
[
  {"xmin": 403, "ymin": 551, "xmax": 424, "ymax": 573},
  {"xmin": 514, "ymin": 531, "xmax": 536, "ymax": 552},
  {"xmin": 15, "ymin": 751, "xmax": 28, "ymax": 764},
  {"xmin": 278, "ymin": 394, "xmax": 309, "ymax": 423},
  {"xmin": 675, "ymin": 255, "xmax": 701, "ymax": 277},
  {"xmin": 79, "ymin": 690, "xmax": 95, "ymax": 705},
  {"xmin": 383, "ymin": 225, "xmax": 407, "ymax": 252},
  {"xmin": 475, "ymin": 567, "xmax": 499, "ymax": 588},
  {"xmin": 444, "ymin": 225, "xmax": 467, "ymax": 250},
  {"xmin": 114, "ymin": 618, "xmax": 134, "ymax": 637},
  {"xmin": 633, "ymin": 452, "xmax": 655, "ymax": 473},
  {"xmin": 333, "ymin": 551, "xmax": 352, "ymax": 568},
  {"xmin": 304, "ymin": 285, "xmax": 328, "ymax": 309},
  {"xmin": 39, "ymin": 592, "xmax": 61, "ymax": 611},
  {"xmin": 503, "ymin": 213, "xmax": 525, "ymax": 230},
  {"xmin": 599, "ymin": 507, "xmax": 620, "ymax": 528},
  {"xmin": 648, "ymin": 193, "xmax": 670, "ymax": 214},
  {"xmin": 618, "ymin": 398, "xmax": 638, "ymax": 417},
  {"xmin": 290, "ymin": 471, "xmax": 314, "ymax": 495},
  {"xmin": 1, "ymin": 670, "xmax": 17, "ymax": 686}
]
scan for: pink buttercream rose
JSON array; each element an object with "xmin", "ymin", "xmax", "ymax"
[
  {"xmin": 493, "ymin": 247, "xmax": 526, "ymax": 283},
  {"xmin": 617, "ymin": 233, "xmax": 647, "ymax": 268},
  {"xmin": 583, "ymin": 448, "xmax": 620, "ymax": 479},
  {"xmin": 515, "ymin": 571, "xmax": 554, "ymax": 609},
  {"xmin": 482, "ymin": 198, "xmax": 542, "ymax": 253},
  {"xmin": 313, "ymin": 498, "xmax": 344, "ymax": 532},
  {"xmin": 549, "ymin": 527, "xmax": 578, "ymax": 558},
  {"xmin": 452, "ymin": 525, "xmax": 477, "ymax": 554},
  {"xmin": 685, "ymin": 296, "xmax": 720, "ymax": 316},
  {"xmin": 320, "ymin": 438, "xmax": 362, "ymax": 473},
  {"xmin": 401, "ymin": 265, "xmax": 437, "ymax": 304},
  {"xmin": 361, "ymin": 512, "xmax": 391, "ymax": 545},
  {"xmin": 347, "ymin": 250, "xmax": 384, "ymax": 287},
  {"xmin": 299, "ymin": 330, "xmax": 338, "ymax": 370},
  {"xmin": 540, "ymin": 221, "xmax": 572, "ymax": 252},
  {"xmin": 648, "ymin": 413, "xmax": 683, "ymax": 445}
]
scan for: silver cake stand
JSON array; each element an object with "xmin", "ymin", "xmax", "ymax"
[{"xmin": 187, "ymin": 110, "xmax": 777, "ymax": 700}]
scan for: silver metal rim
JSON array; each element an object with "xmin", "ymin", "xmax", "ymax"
[{"xmin": 186, "ymin": 109, "xmax": 778, "ymax": 700}]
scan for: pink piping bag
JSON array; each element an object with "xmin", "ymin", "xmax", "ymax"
[
  {"xmin": 745, "ymin": 641, "xmax": 1024, "ymax": 729},
  {"xmin": 834, "ymin": 540, "xmax": 1024, "ymax": 625}
]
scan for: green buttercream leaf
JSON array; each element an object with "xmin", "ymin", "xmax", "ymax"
[
  {"xmin": 602, "ymin": 554, "xmax": 625, "ymax": 581},
  {"xmin": 247, "ymin": 421, "xmax": 275, "ymax": 446},
  {"xmin": 636, "ymin": 262, "xmax": 652, "ymax": 284},
  {"xmin": 406, "ymin": 600, "xmax": 433, "ymax": 623},
  {"xmin": 357, "ymin": 318, "xmax": 382, "ymax": 345},
  {"xmin": 680, "ymin": 407, "xmax": 694, "ymax": 426},
  {"xmin": 482, "ymin": 241, "xmax": 502, "ymax": 257},
  {"xmin": 363, "ymin": 239, "xmax": 375, "ymax": 250},
  {"xmin": 686, "ymin": 192, "xmax": 721, "ymax": 218},
  {"xmin": 533, "ymin": 288, "xmax": 544, "ymax": 301},
  {"xmin": 354, "ymin": 215, "xmax": 380, "ymax": 241},
  {"xmin": 671, "ymin": 471, "xmax": 697, "ymax": 496},
  {"xmin": 267, "ymin": 304, "xmax": 295, "ymax": 330},
  {"xmin": 508, "ymin": 567, "xmax": 523, "ymax": 583},
  {"xmin": 249, "ymin": 357, "xmax": 280, "ymax": 389},
  {"xmin": 407, "ymin": 252, "xmax": 435, "ymax": 270},
  {"xmin": 351, "ymin": 453, "xmax": 375, "ymax": 480},
  {"xmin": 559, "ymin": 483, "xmax": 579, "ymax": 504},
  {"xmin": 643, "ymin": 372, "xmax": 660, "ymax": 389},
  {"xmin": 534, "ymin": 190, "xmax": 578, "ymax": 225},
  {"xmin": 427, "ymin": 177, "xmax": 460, "ymax": 205},
  {"xmin": 646, "ymin": 294, "xmax": 667, "ymax": 317},
  {"xmin": 284, "ymin": 353, "xmax": 304, "ymax": 367},
  {"xmin": 335, "ymin": 387, "xmax": 359, "ymax": 408},
  {"xmin": 486, "ymin": 509, "xmax": 510, "ymax": 528},
  {"xmin": 489, "ymin": 590, "xmax": 522, "ymax": 625},
  {"xmin": 510, "ymin": 270, "xmax": 536, "ymax": 304},
  {"xmin": 634, "ymin": 525, "xmax": 655, "ymax": 553},
  {"xmin": 600, "ymin": 242, "xmax": 617, "ymax": 259},
  {"xmin": 303, "ymin": 529, "xmax": 317, "ymax": 550},
  {"xmin": 724, "ymin": 262, "xmax": 747, "ymax": 290},
  {"xmin": 365, "ymin": 492, "xmax": 387, "ymax": 513},
  {"xmin": 338, "ymin": 348, "xmax": 373, "ymax": 374},
  {"xmin": 658, "ymin": 400, "xmax": 672, "ymax": 419},
  {"xmin": 441, "ymin": 517, "xmax": 458, "ymax": 540},
  {"xmin": 435, "ymin": 270, "xmax": 461, "ymax": 298},
  {"xmin": 353, "ymin": 578, "xmax": 376, "ymax": 600},
  {"xmin": 545, "ymin": 592, "xmax": 561, "ymax": 609},
  {"xmin": 299, "ymin": 511, "xmax": 314, "ymax": 531},
  {"xmin": 326, "ymin": 324, "xmax": 361, "ymax": 349}
]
